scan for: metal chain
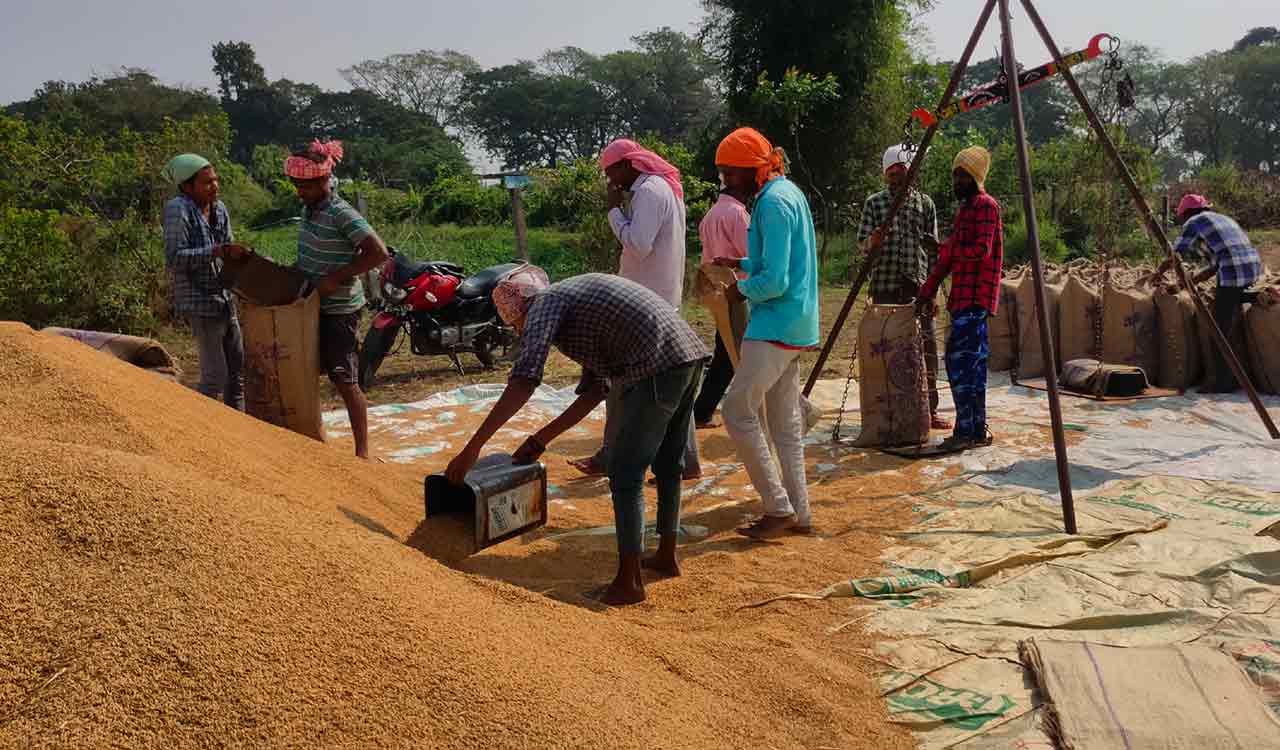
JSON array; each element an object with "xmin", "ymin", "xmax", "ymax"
[{"xmin": 832, "ymin": 331, "xmax": 860, "ymax": 443}]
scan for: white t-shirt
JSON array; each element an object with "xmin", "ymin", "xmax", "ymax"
[{"xmin": 607, "ymin": 174, "xmax": 687, "ymax": 308}]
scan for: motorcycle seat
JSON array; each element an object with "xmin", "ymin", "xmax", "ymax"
[
  {"xmin": 456, "ymin": 262, "xmax": 523, "ymax": 299},
  {"xmin": 386, "ymin": 249, "xmax": 464, "ymax": 287}
]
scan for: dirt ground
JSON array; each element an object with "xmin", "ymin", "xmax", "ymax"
[{"xmin": 157, "ymin": 286, "xmax": 867, "ymax": 412}]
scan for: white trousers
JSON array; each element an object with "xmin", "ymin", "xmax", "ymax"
[{"xmin": 722, "ymin": 340, "xmax": 811, "ymax": 524}]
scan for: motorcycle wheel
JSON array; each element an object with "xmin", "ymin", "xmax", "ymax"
[
  {"xmin": 473, "ymin": 329, "xmax": 500, "ymax": 369},
  {"xmin": 358, "ymin": 325, "xmax": 397, "ymax": 390}
]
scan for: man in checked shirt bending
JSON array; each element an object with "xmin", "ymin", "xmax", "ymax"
[
  {"xmin": 445, "ymin": 269, "xmax": 709, "ymax": 606},
  {"xmin": 916, "ymin": 146, "xmax": 1004, "ymax": 452}
]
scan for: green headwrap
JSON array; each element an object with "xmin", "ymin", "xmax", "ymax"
[{"xmin": 162, "ymin": 154, "xmax": 211, "ymax": 187}]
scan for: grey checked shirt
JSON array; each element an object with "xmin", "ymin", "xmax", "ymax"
[
  {"xmin": 162, "ymin": 195, "xmax": 234, "ymax": 317},
  {"xmin": 858, "ymin": 188, "xmax": 938, "ymax": 297},
  {"xmin": 509, "ymin": 273, "xmax": 710, "ymax": 389}
]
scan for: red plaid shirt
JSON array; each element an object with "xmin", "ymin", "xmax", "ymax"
[{"xmin": 919, "ymin": 192, "xmax": 1003, "ymax": 314}]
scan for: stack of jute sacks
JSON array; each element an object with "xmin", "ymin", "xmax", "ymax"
[{"xmin": 989, "ymin": 261, "xmax": 1280, "ymax": 393}]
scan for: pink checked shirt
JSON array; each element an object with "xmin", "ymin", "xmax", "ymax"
[{"xmin": 699, "ymin": 193, "xmax": 749, "ymax": 266}]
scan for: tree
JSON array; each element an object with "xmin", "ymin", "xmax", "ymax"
[
  {"xmin": 1179, "ymin": 52, "xmax": 1239, "ymax": 168},
  {"xmin": 458, "ymin": 63, "xmax": 613, "ymax": 169},
  {"xmin": 339, "ymin": 49, "xmax": 480, "ymax": 129},
  {"xmin": 1232, "ymin": 26, "xmax": 1280, "ymax": 53},
  {"xmin": 212, "ymin": 41, "xmax": 268, "ymax": 102},
  {"xmin": 7, "ymin": 69, "xmax": 220, "ymax": 137},
  {"xmin": 701, "ymin": 0, "xmax": 907, "ymax": 208},
  {"xmin": 1228, "ymin": 43, "xmax": 1280, "ymax": 171}
]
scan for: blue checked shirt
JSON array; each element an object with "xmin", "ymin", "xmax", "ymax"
[
  {"xmin": 510, "ymin": 273, "xmax": 709, "ymax": 389},
  {"xmin": 163, "ymin": 195, "xmax": 234, "ymax": 317},
  {"xmin": 1173, "ymin": 211, "xmax": 1262, "ymax": 289}
]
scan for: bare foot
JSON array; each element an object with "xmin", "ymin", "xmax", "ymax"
[
  {"xmin": 696, "ymin": 420, "xmax": 720, "ymax": 430},
  {"xmin": 641, "ymin": 555, "xmax": 681, "ymax": 578},
  {"xmin": 568, "ymin": 456, "xmax": 607, "ymax": 477},
  {"xmin": 737, "ymin": 514, "xmax": 809, "ymax": 540},
  {"xmin": 596, "ymin": 580, "xmax": 646, "ymax": 606}
]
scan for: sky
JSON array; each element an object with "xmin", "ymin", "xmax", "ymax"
[{"xmin": 3, "ymin": 0, "xmax": 1274, "ymax": 105}]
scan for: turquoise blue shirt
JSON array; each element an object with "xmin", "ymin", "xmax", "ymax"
[{"xmin": 738, "ymin": 177, "xmax": 820, "ymax": 347}]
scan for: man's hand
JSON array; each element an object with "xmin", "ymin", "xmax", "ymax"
[
  {"xmin": 914, "ymin": 295, "xmax": 936, "ymax": 318},
  {"xmin": 866, "ymin": 228, "xmax": 885, "ymax": 252},
  {"xmin": 606, "ymin": 183, "xmax": 626, "ymax": 211},
  {"xmin": 920, "ymin": 234, "xmax": 940, "ymax": 255},
  {"xmin": 445, "ymin": 445, "xmax": 481, "ymax": 485},
  {"xmin": 712, "ymin": 257, "xmax": 742, "ymax": 270},
  {"xmin": 316, "ymin": 274, "xmax": 342, "ymax": 297},
  {"xmin": 512, "ymin": 435, "xmax": 546, "ymax": 465}
]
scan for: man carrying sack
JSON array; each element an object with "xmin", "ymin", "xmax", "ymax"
[
  {"xmin": 713, "ymin": 127, "xmax": 820, "ymax": 540},
  {"xmin": 693, "ymin": 181, "xmax": 752, "ymax": 427},
  {"xmin": 859, "ymin": 144, "xmax": 948, "ymax": 430},
  {"xmin": 445, "ymin": 269, "xmax": 709, "ymax": 606},
  {"xmin": 916, "ymin": 146, "xmax": 1004, "ymax": 452},
  {"xmin": 1151, "ymin": 194, "xmax": 1263, "ymax": 394}
]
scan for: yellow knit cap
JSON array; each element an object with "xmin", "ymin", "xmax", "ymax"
[{"xmin": 953, "ymin": 146, "xmax": 992, "ymax": 191}]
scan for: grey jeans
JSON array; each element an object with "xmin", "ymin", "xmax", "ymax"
[
  {"xmin": 594, "ymin": 379, "xmax": 701, "ymax": 474},
  {"xmin": 190, "ymin": 312, "xmax": 245, "ymax": 411},
  {"xmin": 608, "ymin": 361, "xmax": 703, "ymax": 557}
]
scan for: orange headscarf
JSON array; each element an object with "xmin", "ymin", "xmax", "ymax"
[{"xmin": 715, "ymin": 128, "xmax": 786, "ymax": 188}]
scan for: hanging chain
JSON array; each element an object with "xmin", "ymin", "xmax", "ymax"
[{"xmin": 832, "ymin": 333, "xmax": 860, "ymax": 443}]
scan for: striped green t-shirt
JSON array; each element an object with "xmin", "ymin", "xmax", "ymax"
[{"xmin": 296, "ymin": 195, "xmax": 376, "ymax": 314}]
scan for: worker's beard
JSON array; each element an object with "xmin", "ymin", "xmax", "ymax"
[{"xmin": 954, "ymin": 181, "xmax": 979, "ymax": 201}]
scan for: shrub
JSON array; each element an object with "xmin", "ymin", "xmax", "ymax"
[{"xmin": 0, "ymin": 208, "xmax": 159, "ymax": 331}]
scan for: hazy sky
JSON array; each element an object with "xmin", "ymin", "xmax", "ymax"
[{"xmin": 3, "ymin": 0, "xmax": 1274, "ymax": 105}]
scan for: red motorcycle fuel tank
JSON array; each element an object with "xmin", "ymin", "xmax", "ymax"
[{"xmin": 404, "ymin": 273, "xmax": 460, "ymax": 311}]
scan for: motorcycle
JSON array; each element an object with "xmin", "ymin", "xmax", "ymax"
[{"xmin": 358, "ymin": 248, "xmax": 522, "ymax": 390}]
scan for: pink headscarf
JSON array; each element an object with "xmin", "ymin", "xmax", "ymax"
[
  {"xmin": 598, "ymin": 139, "xmax": 685, "ymax": 202},
  {"xmin": 1177, "ymin": 193, "xmax": 1213, "ymax": 220},
  {"xmin": 492, "ymin": 265, "xmax": 551, "ymax": 326},
  {"xmin": 285, "ymin": 139, "xmax": 344, "ymax": 180}
]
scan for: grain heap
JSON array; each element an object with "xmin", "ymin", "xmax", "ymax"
[{"xmin": 0, "ymin": 323, "xmax": 909, "ymax": 749}]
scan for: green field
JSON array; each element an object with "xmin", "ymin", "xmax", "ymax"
[{"xmin": 236, "ymin": 222, "xmax": 589, "ymax": 280}]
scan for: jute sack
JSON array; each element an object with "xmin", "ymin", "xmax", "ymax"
[
  {"xmin": 1057, "ymin": 274, "xmax": 1101, "ymax": 364},
  {"xmin": 240, "ymin": 292, "xmax": 326, "ymax": 441},
  {"xmin": 1152, "ymin": 286, "xmax": 1203, "ymax": 389},
  {"xmin": 988, "ymin": 270, "xmax": 1022, "ymax": 372},
  {"xmin": 1014, "ymin": 273, "xmax": 1064, "ymax": 380},
  {"xmin": 1245, "ymin": 288, "xmax": 1280, "ymax": 394},
  {"xmin": 1101, "ymin": 283, "xmax": 1159, "ymax": 380},
  {"xmin": 41, "ymin": 327, "xmax": 181, "ymax": 379},
  {"xmin": 854, "ymin": 304, "xmax": 929, "ymax": 447}
]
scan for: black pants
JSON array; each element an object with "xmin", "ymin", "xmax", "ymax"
[
  {"xmin": 694, "ymin": 331, "xmax": 735, "ymax": 424},
  {"xmin": 872, "ymin": 279, "xmax": 941, "ymax": 414},
  {"xmin": 1209, "ymin": 286, "xmax": 1258, "ymax": 389}
]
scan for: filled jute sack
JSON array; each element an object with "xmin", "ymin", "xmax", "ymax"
[
  {"xmin": 988, "ymin": 269, "xmax": 1022, "ymax": 372},
  {"xmin": 1152, "ymin": 286, "xmax": 1203, "ymax": 389},
  {"xmin": 1195, "ymin": 288, "xmax": 1252, "ymax": 387},
  {"xmin": 1101, "ymin": 283, "xmax": 1159, "ymax": 381},
  {"xmin": 855, "ymin": 304, "xmax": 929, "ymax": 448},
  {"xmin": 41, "ymin": 327, "xmax": 181, "ymax": 379},
  {"xmin": 1057, "ymin": 274, "xmax": 1101, "ymax": 365},
  {"xmin": 1245, "ymin": 288, "xmax": 1280, "ymax": 394},
  {"xmin": 240, "ymin": 292, "xmax": 327, "ymax": 442},
  {"xmin": 1014, "ymin": 272, "xmax": 1064, "ymax": 381}
]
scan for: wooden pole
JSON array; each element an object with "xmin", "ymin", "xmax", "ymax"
[
  {"xmin": 803, "ymin": 0, "xmax": 1000, "ymax": 396},
  {"xmin": 998, "ymin": 0, "xmax": 1078, "ymax": 534},
  {"xmin": 511, "ymin": 187, "xmax": 529, "ymax": 262},
  {"xmin": 1019, "ymin": 0, "xmax": 1280, "ymax": 440}
]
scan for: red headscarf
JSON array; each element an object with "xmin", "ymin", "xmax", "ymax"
[
  {"xmin": 598, "ymin": 139, "xmax": 685, "ymax": 202},
  {"xmin": 284, "ymin": 139, "xmax": 344, "ymax": 180},
  {"xmin": 715, "ymin": 128, "xmax": 786, "ymax": 189}
]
